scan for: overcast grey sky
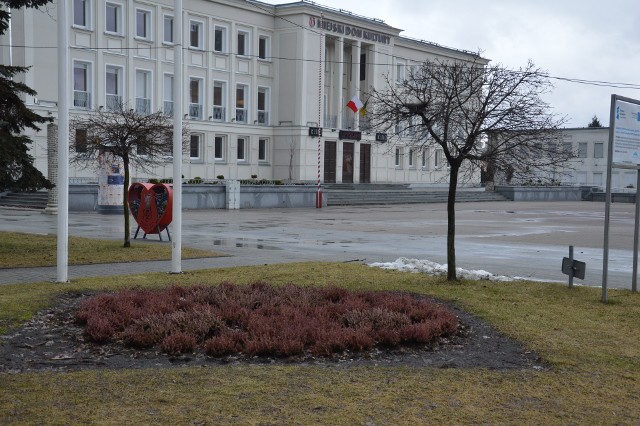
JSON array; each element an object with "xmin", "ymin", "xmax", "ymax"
[{"xmin": 261, "ymin": 0, "xmax": 640, "ymax": 128}]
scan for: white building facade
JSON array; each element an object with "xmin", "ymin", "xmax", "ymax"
[
  {"xmin": 558, "ymin": 127, "xmax": 636, "ymax": 191},
  {"xmin": 3, "ymin": 0, "xmax": 485, "ymax": 184}
]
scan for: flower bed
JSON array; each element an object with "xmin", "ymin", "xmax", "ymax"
[{"xmin": 75, "ymin": 283, "xmax": 459, "ymax": 357}]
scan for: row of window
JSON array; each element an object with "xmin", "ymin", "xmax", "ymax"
[
  {"xmin": 390, "ymin": 142, "xmax": 606, "ymax": 170},
  {"xmin": 568, "ymin": 141, "xmax": 605, "ymax": 159},
  {"xmin": 74, "ymin": 62, "xmax": 270, "ymax": 123},
  {"xmin": 189, "ymin": 134, "xmax": 269, "ymax": 164},
  {"xmin": 75, "ymin": 128, "xmax": 270, "ymax": 165},
  {"xmin": 571, "ymin": 171, "xmax": 637, "ymax": 188},
  {"xmin": 395, "ymin": 147, "xmax": 446, "ymax": 170},
  {"xmin": 395, "ymin": 62, "xmax": 421, "ymax": 84},
  {"xmin": 74, "ymin": 0, "xmax": 271, "ymax": 58}
]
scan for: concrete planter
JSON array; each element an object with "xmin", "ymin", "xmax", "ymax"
[
  {"xmin": 239, "ymin": 185, "xmax": 324, "ymax": 208},
  {"xmin": 69, "ymin": 183, "xmax": 322, "ymax": 212},
  {"xmin": 494, "ymin": 186, "xmax": 583, "ymax": 201}
]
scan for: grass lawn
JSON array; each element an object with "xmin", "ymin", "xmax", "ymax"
[
  {"xmin": 1, "ymin": 262, "xmax": 639, "ymax": 424},
  {"xmin": 0, "ymin": 231, "xmax": 222, "ymax": 268}
]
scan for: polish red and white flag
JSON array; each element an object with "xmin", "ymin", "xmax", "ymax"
[{"xmin": 346, "ymin": 95, "xmax": 364, "ymax": 113}]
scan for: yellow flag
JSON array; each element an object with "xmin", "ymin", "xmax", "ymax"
[{"xmin": 359, "ymin": 100, "xmax": 368, "ymax": 118}]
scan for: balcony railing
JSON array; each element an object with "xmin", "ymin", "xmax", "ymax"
[
  {"xmin": 324, "ymin": 115, "xmax": 337, "ymax": 129},
  {"xmin": 235, "ymin": 108, "xmax": 247, "ymax": 123},
  {"xmin": 135, "ymin": 97, "xmax": 151, "ymax": 115},
  {"xmin": 163, "ymin": 101, "xmax": 173, "ymax": 117},
  {"xmin": 257, "ymin": 110, "xmax": 268, "ymax": 125},
  {"xmin": 341, "ymin": 113, "xmax": 355, "ymax": 130},
  {"xmin": 212, "ymin": 105, "xmax": 225, "ymax": 121},
  {"xmin": 189, "ymin": 103, "xmax": 203, "ymax": 119},
  {"xmin": 106, "ymin": 94, "xmax": 123, "ymax": 111},
  {"xmin": 73, "ymin": 90, "xmax": 90, "ymax": 108}
]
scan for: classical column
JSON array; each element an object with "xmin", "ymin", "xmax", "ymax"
[
  {"xmin": 44, "ymin": 123, "xmax": 58, "ymax": 214},
  {"xmin": 336, "ymin": 37, "xmax": 344, "ymax": 130},
  {"xmin": 353, "ymin": 40, "xmax": 361, "ymax": 130}
]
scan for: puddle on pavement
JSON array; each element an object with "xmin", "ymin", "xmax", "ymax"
[{"xmin": 213, "ymin": 238, "xmax": 281, "ymax": 250}]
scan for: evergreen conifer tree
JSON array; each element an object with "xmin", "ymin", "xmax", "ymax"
[{"xmin": 0, "ymin": 0, "xmax": 53, "ymax": 191}]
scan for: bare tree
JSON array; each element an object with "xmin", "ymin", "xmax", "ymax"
[
  {"xmin": 368, "ymin": 58, "xmax": 572, "ymax": 280},
  {"xmin": 288, "ymin": 137, "xmax": 296, "ymax": 181},
  {"xmin": 70, "ymin": 106, "xmax": 187, "ymax": 247}
]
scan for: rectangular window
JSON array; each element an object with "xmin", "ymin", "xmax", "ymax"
[
  {"xmin": 189, "ymin": 78, "xmax": 203, "ymax": 119},
  {"xmin": 422, "ymin": 149, "xmax": 429, "ymax": 169},
  {"xmin": 435, "ymin": 149, "xmax": 443, "ymax": 168},
  {"xmin": 135, "ymin": 9, "xmax": 151, "ymax": 40},
  {"xmin": 163, "ymin": 74, "xmax": 173, "ymax": 116},
  {"xmin": 190, "ymin": 20, "xmax": 203, "ymax": 49},
  {"xmin": 214, "ymin": 26, "xmax": 226, "ymax": 53},
  {"xmin": 563, "ymin": 142, "xmax": 573, "ymax": 154},
  {"xmin": 395, "ymin": 120, "xmax": 404, "ymax": 137},
  {"xmin": 407, "ymin": 117, "xmax": 417, "ymax": 137},
  {"xmin": 258, "ymin": 138, "xmax": 268, "ymax": 162},
  {"xmin": 73, "ymin": 62, "xmax": 91, "ymax": 109},
  {"xmin": 395, "ymin": 147, "xmax": 401, "ymax": 167},
  {"xmin": 235, "ymin": 84, "xmax": 247, "ymax": 123},
  {"xmin": 258, "ymin": 35, "xmax": 269, "ymax": 60},
  {"xmin": 73, "ymin": 0, "xmax": 89, "ymax": 28},
  {"xmin": 409, "ymin": 65, "xmax": 419, "ymax": 79},
  {"xmin": 163, "ymin": 15, "xmax": 173, "ymax": 43},
  {"xmin": 190, "ymin": 134, "xmax": 202, "ymax": 160},
  {"xmin": 576, "ymin": 171, "xmax": 587, "ymax": 184},
  {"xmin": 593, "ymin": 172, "xmax": 603, "ymax": 187},
  {"xmin": 408, "ymin": 148, "xmax": 414, "ymax": 167},
  {"xmin": 136, "ymin": 136, "xmax": 149, "ymax": 156},
  {"xmin": 237, "ymin": 137, "xmax": 247, "ymax": 162},
  {"xmin": 237, "ymin": 30, "xmax": 249, "ymax": 56},
  {"xmin": 212, "ymin": 81, "xmax": 226, "ymax": 121},
  {"xmin": 578, "ymin": 142, "xmax": 588, "ymax": 158},
  {"xmin": 360, "ymin": 53, "xmax": 366, "ymax": 81},
  {"xmin": 105, "ymin": 65, "xmax": 122, "ymax": 111},
  {"xmin": 135, "ymin": 70, "xmax": 151, "ymax": 114},
  {"xmin": 396, "ymin": 61, "xmax": 405, "ymax": 83},
  {"xmin": 214, "ymin": 135, "xmax": 225, "ymax": 161},
  {"xmin": 75, "ymin": 128, "xmax": 88, "ymax": 153},
  {"xmin": 105, "ymin": 3, "xmax": 121, "ymax": 34},
  {"xmin": 594, "ymin": 142, "xmax": 604, "ymax": 159},
  {"xmin": 257, "ymin": 87, "xmax": 268, "ymax": 125}
]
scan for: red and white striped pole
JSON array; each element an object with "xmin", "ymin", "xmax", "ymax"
[{"xmin": 316, "ymin": 23, "xmax": 323, "ymax": 208}]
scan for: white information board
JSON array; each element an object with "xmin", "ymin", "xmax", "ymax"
[
  {"xmin": 612, "ymin": 99, "xmax": 640, "ymax": 165},
  {"xmin": 603, "ymin": 95, "xmax": 640, "ymax": 303}
]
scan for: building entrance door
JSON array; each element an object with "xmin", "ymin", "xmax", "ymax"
[
  {"xmin": 359, "ymin": 143, "xmax": 371, "ymax": 183},
  {"xmin": 324, "ymin": 141, "xmax": 336, "ymax": 183},
  {"xmin": 342, "ymin": 142, "xmax": 354, "ymax": 183}
]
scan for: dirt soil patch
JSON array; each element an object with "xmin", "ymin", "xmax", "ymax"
[{"xmin": 0, "ymin": 292, "xmax": 546, "ymax": 373}]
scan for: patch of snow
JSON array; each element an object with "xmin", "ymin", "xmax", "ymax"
[{"xmin": 369, "ymin": 257, "xmax": 518, "ymax": 282}]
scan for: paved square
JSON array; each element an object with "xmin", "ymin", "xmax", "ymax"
[{"xmin": 0, "ymin": 201, "xmax": 636, "ymax": 289}]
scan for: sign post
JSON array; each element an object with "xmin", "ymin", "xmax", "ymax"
[
  {"xmin": 602, "ymin": 95, "xmax": 640, "ymax": 302},
  {"xmin": 634, "ymin": 169, "xmax": 640, "ymax": 292},
  {"xmin": 562, "ymin": 245, "xmax": 586, "ymax": 288}
]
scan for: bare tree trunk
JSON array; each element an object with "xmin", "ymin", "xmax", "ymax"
[
  {"xmin": 289, "ymin": 138, "xmax": 295, "ymax": 181},
  {"xmin": 446, "ymin": 163, "xmax": 460, "ymax": 281},
  {"xmin": 123, "ymin": 157, "xmax": 130, "ymax": 248}
]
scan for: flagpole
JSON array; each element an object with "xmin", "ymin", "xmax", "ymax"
[
  {"xmin": 316, "ymin": 20, "xmax": 323, "ymax": 208},
  {"xmin": 171, "ymin": 0, "xmax": 183, "ymax": 273},
  {"xmin": 56, "ymin": 0, "xmax": 69, "ymax": 283}
]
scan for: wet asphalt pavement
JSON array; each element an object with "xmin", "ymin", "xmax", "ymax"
[{"xmin": 0, "ymin": 201, "xmax": 637, "ymax": 289}]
